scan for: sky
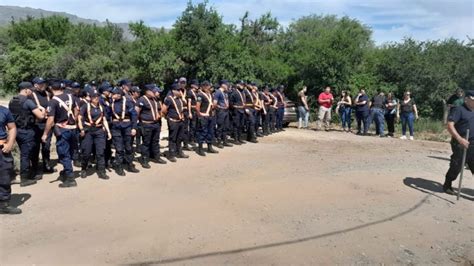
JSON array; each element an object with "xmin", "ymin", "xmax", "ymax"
[{"xmin": 1, "ymin": 0, "xmax": 473, "ymax": 45}]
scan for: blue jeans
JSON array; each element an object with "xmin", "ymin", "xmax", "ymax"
[
  {"xmin": 356, "ymin": 111, "xmax": 369, "ymax": 134},
  {"xmin": 276, "ymin": 107, "xmax": 284, "ymax": 129},
  {"xmin": 340, "ymin": 107, "xmax": 352, "ymax": 129},
  {"xmin": 16, "ymin": 128, "xmax": 36, "ymax": 177},
  {"xmin": 401, "ymin": 112, "xmax": 415, "ymax": 136},
  {"xmin": 372, "ymin": 108, "xmax": 385, "ymax": 136},
  {"xmin": 298, "ymin": 106, "xmax": 309, "ymax": 128}
]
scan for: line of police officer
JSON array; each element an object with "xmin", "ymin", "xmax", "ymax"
[{"xmin": 0, "ymin": 77, "xmax": 286, "ymax": 214}]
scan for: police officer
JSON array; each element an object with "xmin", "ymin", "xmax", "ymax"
[
  {"xmin": 275, "ymin": 85, "xmax": 287, "ymax": 131},
  {"xmin": 229, "ymin": 80, "xmax": 247, "ymax": 145},
  {"xmin": 119, "ymin": 79, "xmax": 133, "ymax": 101},
  {"xmin": 443, "ymin": 90, "xmax": 474, "ymax": 195},
  {"xmin": 77, "ymin": 89, "xmax": 111, "ymax": 180},
  {"xmin": 30, "ymin": 77, "xmax": 55, "ymax": 175},
  {"xmin": 43, "ymin": 81, "xmax": 79, "ymax": 188},
  {"xmin": 99, "ymin": 82, "xmax": 114, "ymax": 168},
  {"xmin": 9, "ymin": 82, "xmax": 45, "ymax": 185},
  {"xmin": 136, "ymin": 84, "xmax": 166, "ymax": 168},
  {"xmin": 186, "ymin": 79, "xmax": 199, "ymax": 147},
  {"xmin": 162, "ymin": 83, "xmax": 189, "ymax": 162},
  {"xmin": 213, "ymin": 80, "xmax": 233, "ymax": 148},
  {"xmin": 130, "ymin": 86, "xmax": 141, "ymax": 154},
  {"xmin": 251, "ymin": 83, "xmax": 264, "ymax": 138},
  {"xmin": 243, "ymin": 82, "xmax": 258, "ymax": 143},
  {"xmin": 266, "ymin": 86, "xmax": 277, "ymax": 134},
  {"xmin": 270, "ymin": 88, "xmax": 280, "ymax": 133},
  {"xmin": 260, "ymin": 85, "xmax": 271, "ymax": 135},
  {"xmin": 110, "ymin": 87, "xmax": 140, "ymax": 176},
  {"xmin": 195, "ymin": 81, "xmax": 219, "ymax": 156},
  {"xmin": 178, "ymin": 77, "xmax": 192, "ymax": 151},
  {"xmin": 0, "ymin": 106, "xmax": 21, "ymax": 214}
]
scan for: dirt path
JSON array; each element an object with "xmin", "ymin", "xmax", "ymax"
[{"xmin": 1, "ymin": 128, "xmax": 473, "ymax": 265}]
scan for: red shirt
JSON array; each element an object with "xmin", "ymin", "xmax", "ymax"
[{"xmin": 318, "ymin": 92, "xmax": 334, "ymax": 108}]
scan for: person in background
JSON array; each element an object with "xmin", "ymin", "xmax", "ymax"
[
  {"xmin": 275, "ymin": 85, "xmax": 286, "ymax": 131},
  {"xmin": 384, "ymin": 92, "xmax": 398, "ymax": 137},
  {"xmin": 442, "ymin": 90, "xmax": 474, "ymax": 195},
  {"xmin": 297, "ymin": 86, "xmax": 310, "ymax": 129},
  {"xmin": 337, "ymin": 90, "xmax": 352, "ymax": 132},
  {"xmin": 317, "ymin": 86, "xmax": 334, "ymax": 131},
  {"xmin": 398, "ymin": 91, "xmax": 419, "ymax": 140},
  {"xmin": 354, "ymin": 89, "xmax": 370, "ymax": 135},
  {"xmin": 447, "ymin": 88, "xmax": 465, "ymax": 109},
  {"xmin": 369, "ymin": 90, "xmax": 386, "ymax": 137}
]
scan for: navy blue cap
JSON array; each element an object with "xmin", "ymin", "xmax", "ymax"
[
  {"xmin": 71, "ymin": 82, "xmax": 81, "ymax": 89},
  {"xmin": 201, "ymin": 80, "xmax": 211, "ymax": 87},
  {"xmin": 63, "ymin": 79, "xmax": 72, "ymax": 87},
  {"xmin": 131, "ymin": 86, "xmax": 141, "ymax": 93},
  {"xmin": 466, "ymin": 90, "xmax": 474, "ymax": 99},
  {"xmin": 178, "ymin": 77, "xmax": 187, "ymax": 84},
  {"xmin": 90, "ymin": 80, "xmax": 98, "ymax": 86},
  {"xmin": 89, "ymin": 89, "xmax": 99, "ymax": 97},
  {"xmin": 144, "ymin": 84, "xmax": 156, "ymax": 91},
  {"xmin": 190, "ymin": 79, "xmax": 199, "ymax": 86},
  {"xmin": 111, "ymin": 87, "xmax": 123, "ymax": 95},
  {"xmin": 170, "ymin": 83, "xmax": 180, "ymax": 91},
  {"xmin": 50, "ymin": 81, "xmax": 63, "ymax": 90},
  {"xmin": 18, "ymin": 81, "xmax": 33, "ymax": 90},
  {"xmin": 219, "ymin": 80, "xmax": 229, "ymax": 86},
  {"xmin": 119, "ymin": 79, "xmax": 131, "ymax": 86},
  {"xmin": 153, "ymin": 87, "xmax": 163, "ymax": 93},
  {"xmin": 32, "ymin": 77, "xmax": 46, "ymax": 85},
  {"xmin": 236, "ymin": 80, "xmax": 245, "ymax": 85},
  {"xmin": 99, "ymin": 81, "xmax": 111, "ymax": 92}
]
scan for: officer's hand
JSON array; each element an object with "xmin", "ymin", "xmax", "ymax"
[
  {"xmin": 41, "ymin": 134, "xmax": 48, "ymax": 143},
  {"xmin": 189, "ymin": 113, "xmax": 193, "ymax": 119},
  {"xmin": 131, "ymin": 129, "xmax": 137, "ymax": 136},
  {"xmin": 458, "ymin": 138, "xmax": 470, "ymax": 149},
  {"xmin": 107, "ymin": 133, "xmax": 112, "ymax": 140},
  {"xmin": 2, "ymin": 143, "xmax": 13, "ymax": 153},
  {"xmin": 80, "ymin": 130, "xmax": 85, "ymax": 137}
]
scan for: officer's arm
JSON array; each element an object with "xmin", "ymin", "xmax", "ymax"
[
  {"xmin": 32, "ymin": 107, "xmax": 46, "ymax": 120},
  {"xmin": 77, "ymin": 114, "xmax": 84, "ymax": 132},
  {"xmin": 103, "ymin": 119, "xmax": 111, "ymax": 139},
  {"xmin": 135, "ymin": 105, "xmax": 141, "ymax": 118},
  {"xmin": 187, "ymin": 98, "xmax": 192, "ymax": 116},
  {"xmin": 3, "ymin": 122, "xmax": 16, "ymax": 153},
  {"xmin": 196, "ymin": 102, "xmax": 202, "ymax": 116},
  {"xmin": 43, "ymin": 116, "xmax": 54, "ymax": 140},
  {"xmin": 161, "ymin": 104, "xmax": 168, "ymax": 116}
]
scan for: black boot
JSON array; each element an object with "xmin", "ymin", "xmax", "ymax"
[
  {"xmin": 223, "ymin": 139, "xmax": 233, "ymax": 147},
  {"xmin": 97, "ymin": 169, "xmax": 109, "ymax": 180},
  {"xmin": 80, "ymin": 169, "xmax": 87, "ymax": 179},
  {"xmin": 140, "ymin": 156, "xmax": 151, "ymax": 169},
  {"xmin": 207, "ymin": 144, "xmax": 219, "ymax": 154},
  {"xmin": 20, "ymin": 174, "xmax": 37, "ymax": 187},
  {"xmin": 182, "ymin": 142, "xmax": 192, "ymax": 151},
  {"xmin": 0, "ymin": 201, "xmax": 21, "ymax": 215},
  {"xmin": 443, "ymin": 181, "xmax": 455, "ymax": 195},
  {"xmin": 216, "ymin": 140, "xmax": 224, "ymax": 149},
  {"xmin": 232, "ymin": 138, "xmax": 241, "ymax": 145},
  {"xmin": 167, "ymin": 143, "xmax": 177, "ymax": 162},
  {"xmin": 58, "ymin": 176, "xmax": 77, "ymax": 188},
  {"xmin": 42, "ymin": 159, "xmax": 55, "ymax": 173},
  {"xmin": 126, "ymin": 163, "xmax": 140, "ymax": 173},
  {"xmin": 196, "ymin": 143, "xmax": 206, "ymax": 156},
  {"xmin": 115, "ymin": 164, "xmax": 126, "ymax": 176},
  {"xmin": 152, "ymin": 156, "xmax": 167, "ymax": 164},
  {"xmin": 177, "ymin": 145, "xmax": 189, "ymax": 159}
]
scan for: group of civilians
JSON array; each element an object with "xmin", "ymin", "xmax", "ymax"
[{"xmin": 297, "ymin": 86, "xmax": 421, "ymax": 139}]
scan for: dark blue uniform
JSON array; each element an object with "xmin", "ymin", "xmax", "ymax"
[
  {"xmin": 214, "ymin": 89, "xmax": 230, "ymax": 145},
  {"xmin": 229, "ymin": 88, "xmax": 246, "ymax": 143},
  {"xmin": 267, "ymin": 92, "xmax": 278, "ymax": 133},
  {"xmin": 196, "ymin": 91, "xmax": 215, "ymax": 144},
  {"xmin": 30, "ymin": 89, "xmax": 54, "ymax": 173},
  {"xmin": 444, "ymin": 103, "xmax": 474, "ymax": 190},
  {"xmin": 164, "ymin": 95, "xmax": 187, "ymax": 159},
  {"xmin": 80, "ymin": 102, "xmax": 107, "ymax": 175},
  {"xmin": 9, "ymin": 95, "xmax": 38, "ymax": 180},
  {"xmin": 0, "ymin": 107, "xmax": 16, "ymax": 202},
  {"xmin": 186, "ymin": 89, "xmax": 198, "ymax": 144},
  {"xmin": 355, "ymin": 94, "xmax": 370, "ymax": 135},
  {"xmin": 48, "ymin": 93, "xmax": 78, "ymax": 185},
  {"xmin": 243, "ymin": 88, "xmax": 257, "ymax": 142},
  {"xmin": 100, "ymin": 95, "xmax": 113, "ymax": 167},
  {"xmin": 110, "ymin": 96, "xmax": 138, "ymax": 174},
  {"xmin": 137, "ymin": 95, "xmax": 162, "ymax": 163},
  {"xmin": 275, "ymin": 90, "xmax": 285, "ymax": 130},
  {"xmin": 259, "ymin": 91, "xmax": 270, "ymax": 135}
]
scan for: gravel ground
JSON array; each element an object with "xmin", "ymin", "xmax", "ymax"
[{"xmin": 0, "ymin": 127, "xmax": 473, "ymax": 265}]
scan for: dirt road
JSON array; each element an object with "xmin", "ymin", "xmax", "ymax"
[{"xmin": 1, "ymin": 128, "xmax": 473, "ymax": 265}]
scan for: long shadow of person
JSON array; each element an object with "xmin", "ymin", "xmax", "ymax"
[
  {"xmin": 403, "ymin": 177, "xmax": 472, "ymax": 203},
  {"xmin": 9, "ymin": 193, "xmax": 32, "ymax": 208}
]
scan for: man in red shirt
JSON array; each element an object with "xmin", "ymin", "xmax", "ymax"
[{"xmin": 318, "ymin": 86, "xmax": 334, "ymax": 130}]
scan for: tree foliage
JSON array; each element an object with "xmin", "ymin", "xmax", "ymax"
[{"xmin": 0, "ymin": 2, "xmax": 472, "ymax": 118}]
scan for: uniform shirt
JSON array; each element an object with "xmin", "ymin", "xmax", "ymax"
[
  {"xmin": 47, "ymin": 93, "xmax": 77, "ymax": 125},
  {"xmin": 214, "ymin": 89, "xmax": 229, "ymax": 109},
  {"xmin": 371, "ymin": 95, "xmax": 386, "ymax": 109},
  {"xmin": 110, "ymin": 97, "xmax": 138, "ymax": 129},
  {"xmin": 29, "ymin": 89, "xmax": 50, "ymax": 118},
  {"xmin": 196, "ymin": 91, "xmax": 213, "ymax": 115},
  {"xmin": 186, "ymin": 89, "xmax": 198, "ymax": 108},
  {"xmin": 137, "ymin": 96, "xmax": 160, "ymax": 122},
  {"xmin": 100, "ymin": 96, "xmax": 112, "ymax": 120},
  {"xmin": 18, "ymin": 95, "xmax": 38, "ymax": 113},
  {"xmin": 355, "ymin": 94, "xmax": 369, "ymax": 112},
  {"xmin": 448, "ymin": 104, "xmax": 474, "ymax": 142},
  {"xmin": 164, "ymin": 95, "xmax": 184, "ymax": 120},
  {"xmin": 80, "ymin": 103, "xmax": 104, "ymax": 127},
  {"xmin": 230, "ymin": 89, "xmax": 246, "ymax": 112},
  {"xmin": 243, "ymin": 89, "xmax": 254, "ymax": 106},
  {"xmin": 276, "ymin": 91, "xmax": 286, "ymax": 108},
  {"xmin": 0, "ymin": 106, "xmax": 14, "ymax": 140}
]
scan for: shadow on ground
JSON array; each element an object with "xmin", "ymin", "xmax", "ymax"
[
  {"xmin": 403, "ymin": 177, "xmax": 473, "ymax": 203},
  {"xmin": 9, "ymin": 193, "xmax": 31, "ymax": 208}
]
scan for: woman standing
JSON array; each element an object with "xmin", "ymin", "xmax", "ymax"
[
  {"xmin": 297, "ymin": 86, "xmax": 309, "ymax": 129},
  {"xmin": 337, "ymin": 90, "xmax": 352, "ymax": 132},
  {"xmin": 384, "ymin": 92, "xmax": 398, "ymax": 137},
  {"xmin": 398, "ymin": 91, "xmax": 419, "ymax": 140}
]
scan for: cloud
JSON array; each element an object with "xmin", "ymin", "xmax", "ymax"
[{"xmin": 1, "ymin": 0, "xmax": 472, "ymax": 44}]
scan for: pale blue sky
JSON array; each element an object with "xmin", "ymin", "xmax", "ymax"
[{"xmin": 2, "ymin": 0, "xmax": 473, "ymax": 45}]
